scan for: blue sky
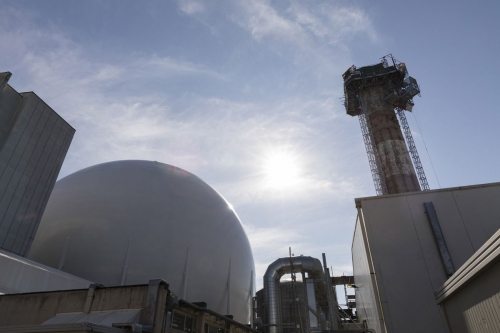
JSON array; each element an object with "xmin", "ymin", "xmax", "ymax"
[{"xmin": 1, "ymin": 0, "xmax": 499, "ymax": 290}]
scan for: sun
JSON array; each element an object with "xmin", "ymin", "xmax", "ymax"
[{"xmin": 263, "ymin": 151, "xmax": 301, "ymax": 189}]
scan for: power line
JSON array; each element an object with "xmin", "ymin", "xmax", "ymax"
[{"xmin": 412, "ymin": 110, "xmax": 442, "ymax": 189}]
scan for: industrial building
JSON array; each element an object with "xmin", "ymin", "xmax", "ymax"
[
  {"xmin": 436, "ymin": 228, "xmax": 500, "ymax": 333},
  {"xmin": 0, "ymin": 74, "xmax": 256, "ymax": 331},
  {"xmin": 255, "ymin": 256, "xmax": 340, "ymax": 333},
  {"xmin": 27, "ymin": 160, "xmax": 255, "ymax": 324},
  {"xmin": 352, "ymin": 182, "xmax": 500, "ymax": 332},
  {"xmin": 0, "ymin": 73, "xmax": 93, "ymax": 297},
  {"xmin": 0, "ymin": 279, "xmax": 258, "ymax": 333},
  {"xmin": 0, "ymin": 53, "xmax": 499, "ymax": 333},
  {"xmin": 0, "ymin": 72, "xmax": 75, "ymax": 257},
  {"xmin": 344, "ymin": 56, "xmax": 500, "ymax": 333}
]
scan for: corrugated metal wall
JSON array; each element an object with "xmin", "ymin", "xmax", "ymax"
[
  {"xmin": 442, "ymin": 262, "xmax": 500, "ymax": 333},
  {"xmin": 0, "ymin": 77, "xmax": 75, "ymax": 257},
  {"xmin": 437, "ymin": 230, "xmax": 500, "ymax": 333}
]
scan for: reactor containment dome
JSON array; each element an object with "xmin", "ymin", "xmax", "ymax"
[{"xmin": 28, "ymin": 160, "xmax": 255, "ymax": 323}]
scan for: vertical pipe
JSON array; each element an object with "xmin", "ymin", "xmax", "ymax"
[
  {"xmin": 265, "ymin": 257, "xmax": 324, "ymax": 333},
  {"xmin": 120, "ymin": 239, "xmax": 131, "ymax": 286},
  {"xmin": 227, "ymin": 258, "xmax": 232, "ymax": 315},
  {"xmin": 182, "ymin": 247, "xmax": 190, "ymax": 299},
  {"xmin": 57, "ymin": 236, "xmax": 70, "ymax": 270},
  {"xmin": 424, "ymin": 202, "xmax": 455, "ymax": 277},
  {"xmin": 249, "ymin": 270, "xmax": 254, "ymax": 326}
]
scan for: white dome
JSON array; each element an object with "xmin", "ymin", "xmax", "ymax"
[{"xmin": 28, "ymin": 160, "xmax": 255, "ymax": 323}]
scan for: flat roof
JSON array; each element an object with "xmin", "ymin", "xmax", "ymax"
[{"xmin": 355, "ymin": 181, "xmax": 500, "ymax": 208}]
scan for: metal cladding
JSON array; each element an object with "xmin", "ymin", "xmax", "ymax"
[
  {"xmin": 342, "ymin": 57, "xmax": 429, "ymax": 195},
  {"xmin": 28, "ymin": 160, "xmax": 255, "ymax": 324},
  {"xmin": 0, "ymin": 72, "xmax": 74, "ymax": 256},
  {"xmin": 263, "ymin": 256, "xmax": 324, "ymax": 333},
  {"xmin": 352, "ymin": 182, "xmax": 500, "ymax": 332}
]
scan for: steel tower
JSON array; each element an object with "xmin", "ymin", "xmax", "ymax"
[{"xmin": 342, "ymin": 55, "xmax": 429, "ymax": 195}]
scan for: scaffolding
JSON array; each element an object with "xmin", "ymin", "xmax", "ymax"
[
  {"xmin": 343, "ymin": 54, "xmax": 430, "ymax": 194},
  {"xmin": 357, "ymin": 94, "xmax": 388, "ymax": 196},
  {"xmin": 396, "ymin": 107, "xmax": 430, "ymax": 191}
]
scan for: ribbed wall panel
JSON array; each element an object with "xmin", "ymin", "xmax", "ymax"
[{"xmin": 0, "ymin": 76, "xmax": 74, "ymax": 257}]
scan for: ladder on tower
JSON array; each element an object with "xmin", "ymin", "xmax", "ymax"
[
  {"xmin": 357, "ymin": 94, "xmax": 388, "ymax": 196},
  {"xmin": 395, "ymin": 107, "xmax": 430, "ymax": 191}
]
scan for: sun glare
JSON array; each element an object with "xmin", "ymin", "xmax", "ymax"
[{"xmin": 263, "ymin": 151, "xmax": 301, "ymax": 189}]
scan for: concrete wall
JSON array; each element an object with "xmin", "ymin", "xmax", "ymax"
[
  {"xmin": 353, "ymin": 182, "xmax": 500, "ymax": 333},
  {"xmin": 0, "ymin": 284, "xmax": 148, "ymax": 327},
  {"xmin": 436, "ymin": 229, "xmax": 500, "ymax": 333},
  {"xmin": 0, "ymin": 73, "xmax": 75, "ymax": 257},
  {"xmin": 0, "ymin": 281, "xmax": 257, "ymax": 333},
  {"xmin": 0, "ymin": 289, "xmax": 89, "ymax": 326}
]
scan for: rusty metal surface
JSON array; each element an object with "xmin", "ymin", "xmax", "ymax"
[{"xmin": 331, "ymin": 276, "xmax": 354, "ymax": 285}]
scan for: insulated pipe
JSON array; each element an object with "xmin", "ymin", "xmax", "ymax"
[{"xmin": 264, "ymin": 256, "xmax": 324, "ymax": 333}]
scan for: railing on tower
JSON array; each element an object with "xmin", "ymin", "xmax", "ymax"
[{"xmin": 357, "ymin": 94, "xmax": 388, "ymax": 196}]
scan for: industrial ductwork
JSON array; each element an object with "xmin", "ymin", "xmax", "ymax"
[{"xmin": 263, "ymin": 256, "xmax": 325, "ymax": 333}]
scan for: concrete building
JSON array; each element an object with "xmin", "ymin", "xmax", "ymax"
[
  {"xmin": 28, "ymin": 160, "xmax": 255, "ymax": 324},
  {"xmin": 0, "ymin": 279, "xmax": 258, "ymax": 333},
  {"xmin": 352, "ymin": 182, "xmax": 500, "ymax": 333},
  {"xmin": 0, "ymin": 72, "xmax": 75, "ymax": 257}
]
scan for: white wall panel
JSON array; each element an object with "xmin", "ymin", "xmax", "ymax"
[
  {"xmin": 353, "ymin": 182, "xmax": 500, "ymax": 333},
  {"xmin": 352, "ymin": 215, "xmax": 383, "ymax": 333}
]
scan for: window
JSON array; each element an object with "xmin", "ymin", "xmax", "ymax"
[
  {"xmin": 204, "ymin": 323, "xmax": 225, "ymax": 333},
  {"xmin": 171, "ymin": 311, "xmax": 195, "ymax": 333}
]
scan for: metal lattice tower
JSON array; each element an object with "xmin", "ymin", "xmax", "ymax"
[
  {"xmin": 357, "ymin": 94, "xmax": 388, "ymax": 196},
  {"xmin": 395, "ymin": 107, "xmax": 430, "ymax": 191},
  {"xmin": 342, "ymin": 55, "xmax": 429, "ymax": 195}
]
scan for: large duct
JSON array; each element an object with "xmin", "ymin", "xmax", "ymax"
[{"xmin": 263, "ymin": 256, "xmax": 324, "ymax": 333}]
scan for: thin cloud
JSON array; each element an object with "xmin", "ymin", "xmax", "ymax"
[
  {"xmin": 0, "ymin": 3, "xmax": 375, "ymax": 294},
  {"xmin": 178, "ymin": 0, "xmax": 205, "ymax": 15},
  {"xmin": 231, "ymin": 0, "xmax": 307, "ymax": 42},
  {"xmin": 288, "ymin": 2, "xmax": 378, "ymax": 44},
  {"xmin": 141, "ymin": 56, "xmax": 227, "ymax": 80},
  {"xmin": 227, "ymin": 0, "xmax": 377, "ymax": 46}
]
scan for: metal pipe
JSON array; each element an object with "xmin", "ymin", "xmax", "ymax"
[
  {"xmin": 58, "ymin": 236, "xmax": 70, "ymax": 270},
  {"xmin": 264, "ymin": 256, "xmax": 324, "ymax": 333},
  {"xmin": 182, "ymin": 247, "xmax": 190, "ymax": 298},
  {"xmin": 250, "ymin": 270, "xmax": 255, "ymax": 328},
  {"xmin": 227, "ymin": 258, "xmax": 232, "ymax": 315},
  {"xmin": 424, "ymin": 202, "xmax": 455, "ymax": 277},
  {"xmin": 121, "ymin": 239, "xmax": 132, "ymax": 286}
]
